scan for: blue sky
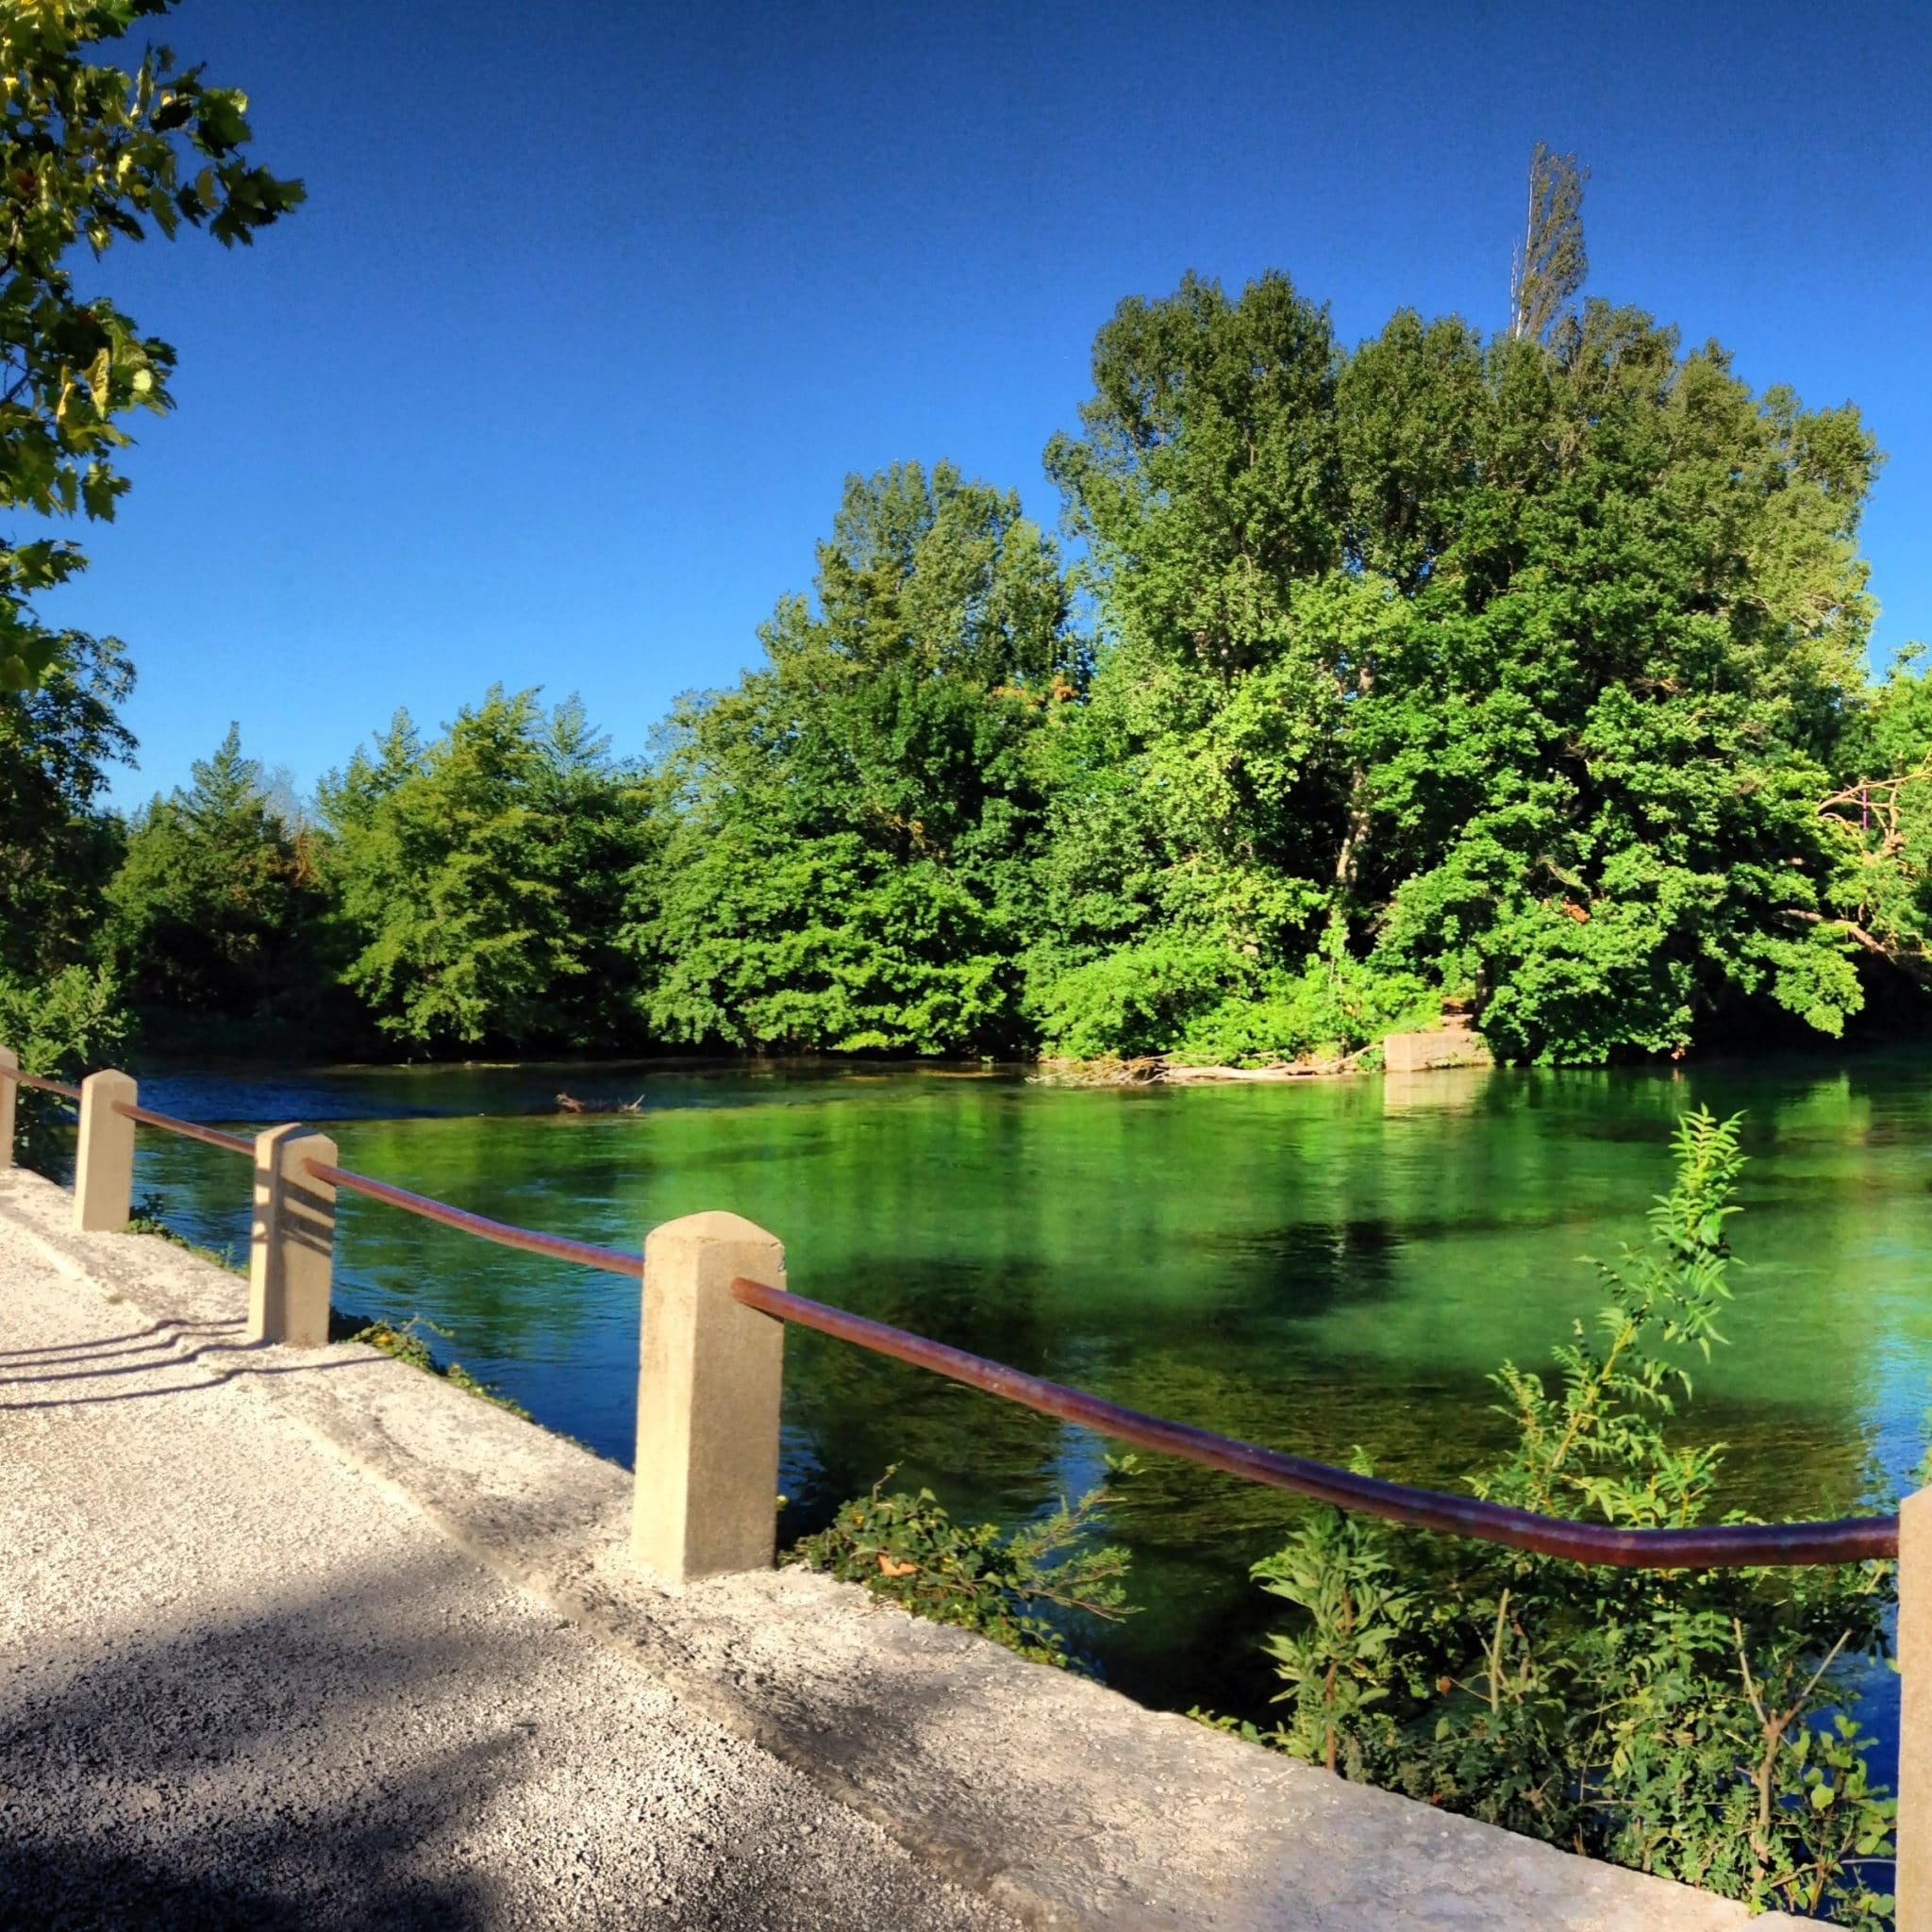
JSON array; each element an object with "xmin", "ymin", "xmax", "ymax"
[{"xmin": 44, "ymin": 0, "xmax": 1932, "ymax": 804}]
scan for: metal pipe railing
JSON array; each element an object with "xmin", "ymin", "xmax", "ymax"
[
  {"xmin": 0, "ymin": 1065, "xmax": 82, "ymax": 1101},
  {"xmin": 111, "ymin": 1101, "xmax": 253, "ymax": 1157},
  {"xmin": 301, "ymin": 1158, "xmax": 641, "ymax": 1278},
  {"xmin": 729, "ymin": 1275, "xmax": 1900, "ymax": 1571}
]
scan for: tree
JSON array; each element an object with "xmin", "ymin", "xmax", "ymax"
[
  {"xmin": 0, "ymin": 0, "xmax": 302, "ymax": 690},
  {"xmin": 0, "ymin": 629, "xmax": 131, "ymax": 1148},
  {"xmin": 1810, "ymin": 651, "xmax": 1932, "ymax": 993},
  {"xmin": 1040, "ymin": 264, "xmax": 1883, "ymax": 1064},
  {"xmin": 1507, "ymin": 142, "xmax": 1588, "ymax": 343},
  {"xmin": 1365, "ymin": 308, "xmax": 1878, "ymax": 1058},
  {"xmin": 0, "ymin": 628, "xmax": 130, "ymax": 978},
  {"xmin": 635, "ymin": 461, "xmax": 1076, "ymax": 1056},
  {"xmin": 533, "ymin": 694, "xmax": 663, "ymax": 1046},
  {"xmin": 107, "ymin": 722, "xmax": 323, "ymax": 1024},
  {"xmin": 318, "ymin": 690, "xmax": 655, "ymax": 1052},
  {"xmin": 7, "ymin": 142, "xmax": 1912, "ymax": 1077},
  {"xmin": 1037, "ymin": 272, "xmax": 1436, "ymax": 1063}
]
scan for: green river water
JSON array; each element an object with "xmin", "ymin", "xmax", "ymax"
[{"xmin": 122, "ymin": 1052, "xmax": 1928, "ymax": 1733}]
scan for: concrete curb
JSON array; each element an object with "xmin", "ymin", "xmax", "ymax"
[{"xmin": 0, "ymin": 1169, "xmax": 1799, "ymax": 1931}]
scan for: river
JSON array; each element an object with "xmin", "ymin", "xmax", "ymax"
[{"xmin": 112, "ymin": 1051, "xmax": 1928, "ymax": 1732}]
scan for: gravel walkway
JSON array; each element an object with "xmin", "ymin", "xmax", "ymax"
[{"xmin": 0, "ymin": 1211, "xmax": 1018, "ymax": 1931}]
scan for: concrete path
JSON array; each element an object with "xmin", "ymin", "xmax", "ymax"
[{"xmin": 0, "ymin": 1200, "xmax": 1017, "ymax": 1930}]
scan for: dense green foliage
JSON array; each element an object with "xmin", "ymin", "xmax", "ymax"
[
  {"xmin": 1817, "ymin": 653, "xmax": 1932, "ymax": 983},
  {"xmin": 1239, "ymin": 1111, "xmax": 1896, "ymax": 1924},
  {"xmin": 0, "ymin": 631, "xmax": 128, "ymax": 1153},
  {"xmin": 1, "ymin": 630, "xmax": 128, "ymax": 977},
  {"xmin": 315, "ymin": 691, "xmax": 655, "ymax": 1052},
  {"xmin": 635, "ymin": 461, "xmax": 1075, "ymax": 1055},
  {"xmin": 786, "ymin": 1459, "xmax": 1137, "ymax": 1671},
  {"xmin": 0, "ymin": 0, "xmax": 302, "ymax": 690},
  {"xmin": 1040, "ymin": 277, "xmax": 1885, "ymax": 1064},
  {"xmin": 108, "ymin": 724, "xmax": 325, "ymax": 1028}
]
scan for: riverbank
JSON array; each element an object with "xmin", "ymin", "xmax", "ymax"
[
  {"xmin": 1031, "ymin": 1051, "xmax": 1370, "ymax": 1086},
  {"xmin": 1030, "ymin": 1017, "xmax": 1492, "ymax": 1086}
]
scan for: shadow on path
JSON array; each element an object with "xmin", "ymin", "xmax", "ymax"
[
  {"xmin": 0, "ymin": 1324, "xmax": 246, "ymax": 1370},
  {"xmin": 0, "ymin": 1549, "xmax": 987, "ymax": 1931},
  {"xmin": 0, "ymin": 1318, "xmax": 382, "ymax": 1411},
  {"xmin": 0, "ymin": 1317, "xmax": 245, "ymax": 1362}
]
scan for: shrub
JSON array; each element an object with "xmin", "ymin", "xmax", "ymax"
[
  {"xmin": 1033, "ymin": 938, "xmax": 1241, "ymax": 1059},
  {"xmin": 339, "ymin": 1311, "xmax": 532, "ymax": 1420},
  {"xmin": 1035, "ymin": 919, "xmax": 1440, "ymax": 1066},
  {"xmin": 0, "ymin": 964, "xmax": 127, "ymax": 1172},
  {"xmin": 1243, "ymin": 1109, "xmax": 1897, "ymax": 1924},
  {"xmin": 786, "ymin": 1459, "xmax": 1138, "ymax": 1671}
]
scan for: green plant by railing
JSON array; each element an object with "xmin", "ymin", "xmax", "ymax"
[
  {"xmin": 785, "ymin": 1457, "xmax": 1140, "ymax": 1671},
  {"xmin": 338, "ymin": 1310, "xmax": 533, "ymax": 1421},
  {"xmin": 1234, "ymin": 1110, "xmax": 1897, "ymax": 1925},
  {"xmin": 0, "ymin": 967, "xmax": 123, "ymax": 1172},
  {"xmin": 126, "ymin": 1190, "xmax": 242, "ymax": 1272}
]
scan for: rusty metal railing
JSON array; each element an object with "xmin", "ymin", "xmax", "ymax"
[
  {"xmin": 0, "ymin": 1067, "xmax": 81, "ymax": 1101},
  {"xmin": 728, "ymin": 1277, "xmax": 1900, "ymax": 1570},
  {"xmin": 111, "ymin": 1101, "xmax": 254, "ymax": 1157},
  {"xmin": 0, "ymin": 1072, "xmax": 251, "ymax": 1143},
  {"xmin": 301, "ymin": 1158, "xmax": 642, "ymax": 1278}
]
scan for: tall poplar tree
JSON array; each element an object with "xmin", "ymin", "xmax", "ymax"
[{"xmin": 1508, "ymin": 142, "xmax": 1588, "ymax": 343}]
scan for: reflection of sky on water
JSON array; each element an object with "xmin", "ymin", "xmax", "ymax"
[{"xmin": 115, "ymin": 1051, "xmax": 1932, "ymax": 1740}]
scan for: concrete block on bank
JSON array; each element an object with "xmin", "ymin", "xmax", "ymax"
[
  {"xmin": 73, "ymin": 1070, "xmax": 137, "ymax": 1232},
  {"xmin": 1383, "ymin": 1026, "xmax": 1494, "ymax": 1074}
]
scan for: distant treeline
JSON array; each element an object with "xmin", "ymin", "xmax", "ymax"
[{"xmin": 8, "ymin": 270, "xmax": 1932, "ymax": 1073}]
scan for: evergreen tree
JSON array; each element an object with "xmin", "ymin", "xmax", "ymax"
[{"xmin": 107, "ymin": 723, "xmax": 322, "ymax": 1024}]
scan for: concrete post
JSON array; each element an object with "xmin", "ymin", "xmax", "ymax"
[
  {"xmin": 0, "ymin": 1043, "xmax": 15, "ymax": 1170},
  {"xmin": 248, "ymin": 1126, "xmax": 339, "ymax": 1348},
  {"xmin": 631, "ymin": 1211, "xmax": 788, "ymax": 1584},
  {"xmin": 73, "ymin": 1070, "xmax": 137, "ymax": 1232},
  {"xmin": 1900, "ymin": 1488, "xmax": 1932, "ymax": 1931}
]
